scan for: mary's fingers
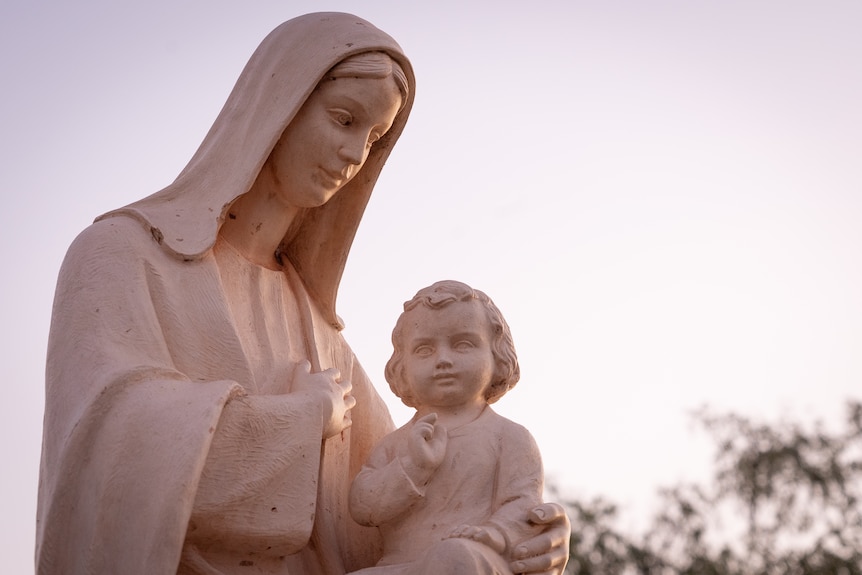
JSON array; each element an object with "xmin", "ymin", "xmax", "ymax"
[
  {"xmin": 509, "ymin": 545, "xmax": 568, "ymax": 575},
  {"xmin": 511, "ymin": 525, "xmax": 568, "ymax": 561},
  {"xmin": 527, "ymin": 502, "xmax": 567, "ymax": 525}
]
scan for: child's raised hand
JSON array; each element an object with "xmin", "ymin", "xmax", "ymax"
[
  {"xmin": 447, "ymin": 524, "xmax": 506, "ymax": 554},
  {"xmin": 403, "ymin": 413, "xmax": 447, "ymax": 483}
]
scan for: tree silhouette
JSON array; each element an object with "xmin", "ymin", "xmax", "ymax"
[{"xmin": 562, "ymin": 400, "xmax": 862, "ymax": 574}]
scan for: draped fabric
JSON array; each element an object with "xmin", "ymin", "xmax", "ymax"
[
  {"xmin": 97, "ymin": 12, "xmax": 414, "ymax": 328},
  {"xmin": 37, "ymin": 12, "xmax": 414, "ymax": 574},
  {"xmin": 349, "ymin": 408, "xmax": 544, "ymax": 573}
]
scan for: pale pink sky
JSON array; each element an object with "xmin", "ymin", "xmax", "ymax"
[{"xmin": 2, "ymin": 1, "xmax": 861, "ymax": 571}]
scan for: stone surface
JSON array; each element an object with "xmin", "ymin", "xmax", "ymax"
[
  {"xmin": 349, "ymin": 281, "xmax": 545, "ymax": 574},
  {"xmin": 36, "ymin": 12, "xmax": 569, "ymax": 575}
]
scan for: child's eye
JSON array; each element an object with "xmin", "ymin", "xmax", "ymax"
[
  {"xmin": 454, "ymin": 340, "xmax": 475, "ymax": 351},
  {"xmin": 414, "ymin": 345, "xmax": 433, "ymax": 357}
]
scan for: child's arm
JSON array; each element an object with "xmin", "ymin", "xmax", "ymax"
[
  {"xmin": 349, "ymin": 413, "xmax": 447, "ymax": 526},
  {"xmin": 447, "ymin": 524, "xmax": 507, "ymax": 554},
  {"xmin": 447, "ymin": 420, "xmax": 544, "ymax": 557},
  {"xmin": 488, "ymin": 422, "xmax": 546, "ymax": 555}
]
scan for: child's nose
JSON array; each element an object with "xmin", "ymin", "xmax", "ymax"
[{"xmin": 435, "ymin": 350, "xmax": 453, "ymax": 368}]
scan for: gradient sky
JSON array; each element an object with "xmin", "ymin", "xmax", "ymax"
[{"xmin": 2, "ymin": 1, "xmax": 861, "ymax": 571}]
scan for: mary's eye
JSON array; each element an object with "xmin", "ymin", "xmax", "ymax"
[{"xmin": 332, "ymin": 111, "xmax": 353, "ymax": 126}]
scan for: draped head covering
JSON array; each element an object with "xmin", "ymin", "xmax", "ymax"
[{"xmin": 97, "ymin": 12, "xmax": 415, "ymax": 328}]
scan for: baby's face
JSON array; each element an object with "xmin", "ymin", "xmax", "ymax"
[{"xmin": 400, "ymin": 300, "xmax": 495, "ymax": 411}]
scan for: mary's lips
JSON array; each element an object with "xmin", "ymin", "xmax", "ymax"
[{"xmin": 319, "ymin": 168, "xmax": 343, "ymax": 185}]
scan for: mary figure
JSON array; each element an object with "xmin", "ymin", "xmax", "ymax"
[{"xmin": 36, "ymin": 12, "xmax": 569, "ymax": 575}]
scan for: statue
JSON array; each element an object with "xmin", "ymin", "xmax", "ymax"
[
  {"xmin": 349, "ymin": 281, "xmax": 545, "ymax": 574},
  {"xmin": 36, "ymin": 12, "xmax": 570, "ymax": 574}
]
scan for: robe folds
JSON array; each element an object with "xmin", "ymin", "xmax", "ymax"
[
  {"xmin": 37, "ymin": 12, "xmax": 415, "ymax": 574},
  {"xmin": 349, "ymin": 408, "xmax": 544, "ymax": 572},
  {"xmin": 37, "ymin": 216, "xmax": 394, "ymax": 574}
]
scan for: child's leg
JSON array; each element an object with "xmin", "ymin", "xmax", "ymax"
[{"xmin": 408, "ymin": 538, "xmax": 512, "ymax": 575}]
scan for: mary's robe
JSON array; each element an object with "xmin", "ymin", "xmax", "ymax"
[
  {"xmin": 36, "ymin": 12, "xmax": 415, "ymax": 574},
  {"xmin": 36, "ymin": 215, "xmax": 393, "ymax": 574}
]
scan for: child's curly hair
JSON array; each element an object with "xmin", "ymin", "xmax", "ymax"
[{"xmin": 385, "ymin": 280, "xmax": 520, "ymax": 407}]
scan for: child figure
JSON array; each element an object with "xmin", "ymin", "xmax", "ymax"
[{"xmin": 349, "ymin": 280, "xmax": 545, "ymax": 574}]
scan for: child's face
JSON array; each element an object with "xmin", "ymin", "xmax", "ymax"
[{"xmin": 400, "ymin": 300, "xmax": 496, "ymax": 411}]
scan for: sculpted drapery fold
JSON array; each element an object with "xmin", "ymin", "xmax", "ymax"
[
  {"xmin": 38, "ymin": 215, "xmax": 394, "ymax": 574},
  {"xmin": 349, "ymin": 408, "xmax": 544, "ymax": 569},
  {"xmin": 37, "ymin": 12, "xmax": 414, "ymax": 575}
]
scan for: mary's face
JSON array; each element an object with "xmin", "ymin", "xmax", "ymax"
[{"xmin": 267, "ymin": 74, "xmax": 402, "ymax": 209}]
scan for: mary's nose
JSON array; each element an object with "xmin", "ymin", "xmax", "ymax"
[{"xmin": 338, "ymin": 136, "xmax": 367, "ymax": 167}]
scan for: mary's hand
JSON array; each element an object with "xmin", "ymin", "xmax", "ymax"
[
  {"xmin": 291, "ymin": 360, "xmax": 356, "ymax": 438},
  {"xmin": 509, "ymin": 503, "xmax": 571, "ymax": 575}
]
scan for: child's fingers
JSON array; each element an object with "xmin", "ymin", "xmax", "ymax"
[
  {"xmin": 416, "ymin": 412, "xmax": 438, "ymax": 425},
  {"xmin": 415, "ymin": 423, "xmax": 433, "ymax": 440}
]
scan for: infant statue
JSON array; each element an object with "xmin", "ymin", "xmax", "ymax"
[{"xmin": 349, "ymin": 280, "xmax": 545, "ymax": 574}]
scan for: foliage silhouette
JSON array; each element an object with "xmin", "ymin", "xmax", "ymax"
[{"xmin": 561, "ymin": 400, "xmax": 862, "ymax": 575}]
